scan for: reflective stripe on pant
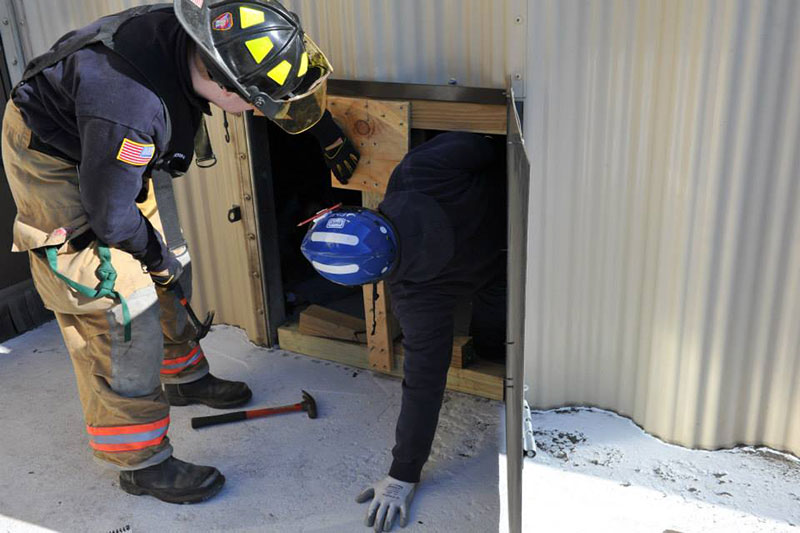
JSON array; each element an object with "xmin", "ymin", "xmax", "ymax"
[
  {"xmin": 87, "ymin": 416, "xmax": 170, "ymax": 453},
  {"xmin": 52, "ymin": 287, "xmax": 173, "ymax": 469},
  {"xmin": 138, "ymin": 191, "xmax": 210, "ymax": 385},
  {"xmin": 3, "ymin": 101, "xmax": 206, "ymax": 469},
  {"xmin": 157, "ymin": 263, "xmax": 210, "ymax": 384}
]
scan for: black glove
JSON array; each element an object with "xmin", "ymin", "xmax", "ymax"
[
  {"xmin": 149, "ymin": 252, "xmax": 184, "ymax": 290},
  {"xmin": 307, "ymin": 110, "xmax": 360, "ymax": 184},
  {"xmin": 324, "ymin": 138, "xmax": 360, "ymax": 184}
]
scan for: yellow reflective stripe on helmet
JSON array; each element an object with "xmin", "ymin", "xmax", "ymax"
[
  {"xmin": 239, "ymin": 6, "xmax": 266, "ymax": 29},
  {"xmin": 298, "ymin": 52, "xmax": 309, "ymax": 77},
  {"xmin": 268, "ymin": 60, "xmax": 293, "ymax": 86},
  {"xmin": 245, "ymin": 36, "xmax": 274, "ymax": 64}
]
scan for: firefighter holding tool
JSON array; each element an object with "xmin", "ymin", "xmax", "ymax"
[{"xmin": 2, "ymin": 0, "xmax": 358, "ymax": 504}]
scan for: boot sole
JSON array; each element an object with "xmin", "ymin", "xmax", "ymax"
[
  {"xmin": 166, "ymin": 391, "xmax": 252, "ymax": 409},
  {"xmin": 120, "ymin": 473, "xmax": 225, "ymax": 504}
]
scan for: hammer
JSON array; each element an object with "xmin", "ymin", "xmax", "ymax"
[
  {"xmin": 171, "ymin": 283, "xmax": 214, "ymax": 341},
  {"xmin": 191, "ymin": 391, "xmax": 318, "ymax": 429}
]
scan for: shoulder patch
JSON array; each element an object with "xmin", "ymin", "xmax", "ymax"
[{"xmin": 117, "ymin": 138, "xmax": 155, "ymax": 166}]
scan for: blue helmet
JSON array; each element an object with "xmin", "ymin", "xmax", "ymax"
[{"xmin": 300, "ymin": 207, "xmax": 399, "ymax": 286}]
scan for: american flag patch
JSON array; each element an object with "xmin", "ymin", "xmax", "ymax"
[{"xmin": 117, "ymin": 138, "xmax": 155, "ymax": 166}]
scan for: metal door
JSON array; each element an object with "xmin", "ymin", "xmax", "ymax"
[{"xmin": 505, "ymin": 89, "xmax": 530, "ymax": 533}]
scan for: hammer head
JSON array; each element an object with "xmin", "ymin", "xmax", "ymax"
[
  {"xmin": 197, "ymin": 311, "xmax": 215, "ymax": 340},
  {"xmin": 301, "ymin": 390, "xmax": 318, "ymax": 419}
]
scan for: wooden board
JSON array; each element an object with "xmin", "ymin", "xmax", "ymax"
[
  {"xmin": 278, "ymin": 323, "xmax": 504, "ymax": 401},
  {"xmin": 327, "ymin": 97, "xmax": 410, "ymax": 193},
  {"xmin": 279, "ymin": 322, "xmax": 367, "ymax": 368},
  {"xmin": 410, "ymin": 101, "xmax": 507, "ymax": 135},
  {"xmin": 451, "ymin": 336, "xmax": 477, "ymax": 369},
  {"xmin": 363, "ymin": 281, "xmax": 394, "ymax": 371},
  {"xmin": 298, "ymin": 305, "xmax": 471, "ymax": 368},
  {"xmin": 361, "ymin": 191, "xmax": 396, "ymax": 371},
  {"xmin": 299, "ymin": 305, "xmax": 368, "ymax": 343}
]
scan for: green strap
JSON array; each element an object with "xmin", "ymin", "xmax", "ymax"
[{"xmin": 45, "ymin": 244, "xmax": 132, "ymax": 342}]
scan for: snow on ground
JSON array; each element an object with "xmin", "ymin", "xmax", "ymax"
[
  {"xmin": 523, "ymin": 408, "xmax": 800, "ymax": 532},
  {"xmin": 1, "ymin": 321, "xmax": 798, "ymax": 533},
  {"xmin": 0, "ymin": 322, "xmax": 501, "ymax": 533}
]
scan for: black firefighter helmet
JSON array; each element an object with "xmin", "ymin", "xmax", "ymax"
[{"xmin": 174, "ymin": 0, "xmax": 332, "ymax": 133}]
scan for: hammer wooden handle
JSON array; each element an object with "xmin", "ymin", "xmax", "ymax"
[
  {"xmin": 191, "ymin": 411, "xmax": 247, "ymax": 429},
  {"xmin": 191, "ymin": 404, "xmax": 305, "ymax": 429},
  {"xmin": 191, "ymin": 391, "xmax": 317, "ymax": 430}
]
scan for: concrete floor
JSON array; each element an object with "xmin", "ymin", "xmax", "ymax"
[
  {"xmin": 8, "ymin": 321, "xmax": 796, "ymax": 533},
  {"xmin": 522, "ymin": 409, "xmax": 800, "ymax": 532},
  {"xmin": 0, "ymin": 322, "xmax": 502, "ymax": 533}
]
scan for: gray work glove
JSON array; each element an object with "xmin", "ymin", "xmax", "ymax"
[{"xmin": 356, "ymin": 476, "xmax": 417, "ymax": 532}]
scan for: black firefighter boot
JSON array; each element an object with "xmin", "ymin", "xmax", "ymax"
[
  {"xmin": 119, "ymin": 456, "xmax": 225, "ymax": 504},
  {"xmin": 164, "ymin": 373, "xmax": 252, "ymax": 409}
]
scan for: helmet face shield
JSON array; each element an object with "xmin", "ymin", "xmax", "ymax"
[
  {"xmin": 266, "ymin": 82, "xmax": 327, "ymax": 134},
  {"xmin": 249, "ymin": 36, "xmax": 331, "ymax": 133},
  {"xmin": 175, "ymin": 0, "xmax": 333, "ymax": 133}
]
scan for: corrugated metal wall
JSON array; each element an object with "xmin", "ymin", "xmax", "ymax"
[
  {"xmin": 13, "ymin": 0, "xmax": 522, "ymax": 90},
  {"xmin": 524, "ymin": 0, "xmax": 800, "ymax": 455},
  {"xmin": 13, "ymin": 0, "xmax": 146, "ymax": 62},
  {"xmin": 280, "ymin": 0, "xmax": 523, "ymax": 91}
]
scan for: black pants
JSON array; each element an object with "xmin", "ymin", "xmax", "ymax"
[{"xmin": 469, "ymin": 262, "xmax": 507, "ymax": 362}]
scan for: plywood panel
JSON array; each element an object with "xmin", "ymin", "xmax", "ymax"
[
  {"xmin": 327, "ymin": 97, "xmax": 409, "ymax": 193},
  {"xmin": 299, "ymin": 305, "xmax": 368, "ymax": 343},
  {"xmin": 360, "ymin": 191, "xmax": 395, "ymax": 371}
]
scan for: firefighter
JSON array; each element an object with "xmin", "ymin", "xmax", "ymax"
[
  {"xmin": 301, "ymin": 132, "xmax": 507, "ymax": 531},
  {"xmin": 2, "ymin": 0, "xmax": 358, "ymax": 504}
]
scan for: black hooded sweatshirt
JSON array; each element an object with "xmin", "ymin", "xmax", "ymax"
[{"xmin": 380, "ymin": 131, "xmax": 507, "ymax": 483}]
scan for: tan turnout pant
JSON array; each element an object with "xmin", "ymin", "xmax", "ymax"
[{"xmin": 2, "ymin": 101, "xmax": 208, "ymax": 469}]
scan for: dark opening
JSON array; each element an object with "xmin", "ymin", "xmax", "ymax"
[
  {"xmin": 252, "ymin": 114, "xmax": 508, "ymax": 367},
  {"xmin": 263, "ymin": 119, "xmax": 364, "ymax": 319}
]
